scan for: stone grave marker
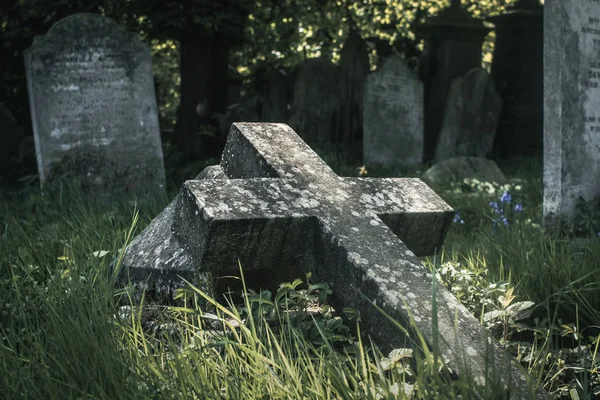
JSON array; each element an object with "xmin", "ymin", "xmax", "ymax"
[
  {"xmin": 363, "ymin": 54, "xmax": 423, "ymax": 168},
  {"xmin": 544, "ymin": 0, "xmax": 600, "ymax": 226},
  {"xmin": 24, "ymin": 13, "xmax": 166, "ymax": 198},
  {"xmin": 121, "ymin": 122, "xmax": 545, "ymax": 398},
  {"xmin": 434, "ymin": 68, "xmax": 502, "ymax": 163},
  {"xmin": 288, "ymin": 58, "xmax": 339, "ymax": 144}
]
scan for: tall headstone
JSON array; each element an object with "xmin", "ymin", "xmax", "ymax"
[
  {"xmin": 434, "ymin": 68, "xmax": 502, "ymax": 162},
  {"xmin": 335, "ymin": 30, "xmax": 370, "ymax": 148},
  {"xmin": 363, "ymin": 54, "xmax": 423, "ymax": 168},
  {"xmin": 544, "ymin": 0, "xmax": 600, "ymax": 226},
  {"xmin": 288, "ymin": 58, "xmax": 339, "ymax": 144},
  {"xmin": 24, "ymin": 13, "xmax": 166, "ymax": 198},
  {"xmin": 414, "ymin": 0, "xmax": 492, "ymax": 161},
  {"xmin": 489, "ymin": 0, "xmax": 543, "ymax": 157}
]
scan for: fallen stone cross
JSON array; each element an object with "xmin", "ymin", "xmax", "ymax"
[{"xmin": 121, "ymin": 122, "xmax": 545, "ymax": 399}]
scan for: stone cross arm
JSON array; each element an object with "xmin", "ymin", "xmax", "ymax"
[{"xmin": 175, "ymin": 175, "xmax": 452, "ymax": 271}]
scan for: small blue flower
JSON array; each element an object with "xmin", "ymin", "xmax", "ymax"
[
  {"xmin": 500, "ymin": 216, "xmax": 509, "ymax": 226},
  {"xmin": 489, "ymin": 201, "xmax": 499, "ymax": 210},
  {"xmin": 514, "ymin": 204, "xmax": 523, "ymax": 212},
  {"xmin": 500, "ymin": 191, "xmax": 512, "ymax": 203},
  {"xmin": 453, "ymin": 212, "xmax": 465, "ymax": 224}
]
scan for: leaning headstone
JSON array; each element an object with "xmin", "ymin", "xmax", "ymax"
[
  {"xmin": 288, "ymin": 58, "xmax": 339, "ymax": 144},
  {"xmin": 434, "ymin": 68, "xmax": 502, "ymax": 163},
  {"xmin": 24, "ymin": 13, "xmax": 166, "ymax": 198},
  {"xmin": 122, "ymin": 122, "xmax": 545, "ymax": 399},
  {"xmin": 363, "ymin": 54, "xmax": 423, "ymax": 168},
  {"xmin": 544, "ymin": 1, "xmax": 600, "ymax": 226},
  {"xmin": 335, "ymin": 30, "xmax": 369, "ymax": 146}
]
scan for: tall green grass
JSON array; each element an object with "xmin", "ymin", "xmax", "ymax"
[{"xmin": 1, "ymin": 157, "xmax": 598, "ymax": 398}]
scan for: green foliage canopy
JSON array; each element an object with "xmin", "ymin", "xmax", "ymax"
[{"xmin": 1, "ymin": 0, "xmax": 526, "ymax": 131}]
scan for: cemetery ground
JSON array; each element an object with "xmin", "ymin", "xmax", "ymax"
[{"xmin": 0, "ymin": 155, "xmax": 599, "ymax": 399}]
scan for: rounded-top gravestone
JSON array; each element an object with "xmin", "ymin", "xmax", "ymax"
[
  {"xmin": 363, "ymin": 54, "xmax": 424, "ymax": 168},
  {"xmin": 24, "ymin": 13, "xmax": 166, "ymax": 199},
  {"xmin": 434, "ymin": 68, "xmax": 502, "ymax": 162}
]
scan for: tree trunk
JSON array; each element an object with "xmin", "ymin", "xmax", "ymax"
[
  {"xmin": 211, "ymin": 37, "xmax": 230, "ymax": 121},
  {"xmin": 176, "ymin": 29, "xmax": 230, "ymax": 159},
  {"xmin": 177, "ymin": 27, "xmax": 211, "ymax": 158}
]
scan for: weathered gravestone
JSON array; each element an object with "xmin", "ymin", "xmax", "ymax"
[
  {"xmin": 24, "ymin": 13, "xmax": 166, "ymax": 198},
  {"xmin": 121, "ymin": 122, "xmax": 545, "ymax": 399},
  {"xmin": 288, "ymin": 58, "xmax": 339, "ymax": 144},
  {"xmin": 363, "ymin": 55, "xmax": 424, "ymax": 168},
  {"xmin": 434, "ymin": 68, "xmax": 502, "ymax": 163},
  {"xmin": 544, "ymin": 0, "xmax": 600, "ymax": 226}
]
